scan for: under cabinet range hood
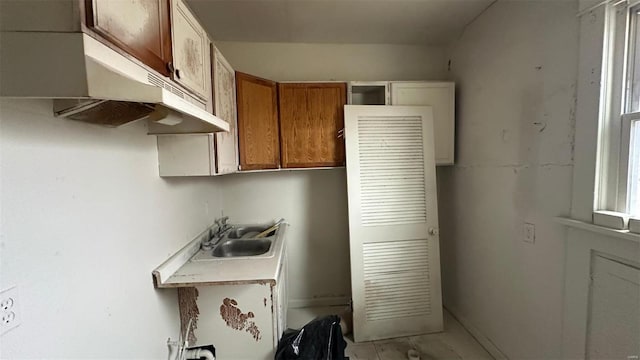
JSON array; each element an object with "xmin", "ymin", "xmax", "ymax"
[{"xmin": 0, "ymin": 32, "xmax": 229, "ymax": 133}]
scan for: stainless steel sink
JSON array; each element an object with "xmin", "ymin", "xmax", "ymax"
[
  {"xmin": 226, "ymin": 226, "xmax": 276, "ymax": 239},
  {"xmin": 190, "ymin": 221, "xmax": 284, "ymax": 261},
  {"xmin": 212, "ymin": 239, "xmax": 272, "ymax": 257}
]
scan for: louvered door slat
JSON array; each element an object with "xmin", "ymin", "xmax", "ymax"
[
  {"xmin": 357, "ymin": 114, "xmax": 427, "ymax": 227},
  {"xmin": 345, "ymin": 105, "xmax": 443, "ymax": 342}
]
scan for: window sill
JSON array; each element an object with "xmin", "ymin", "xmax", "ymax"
[{"xmin": 555, "ymin": 217, "xmax": 640, "ymax": 244}]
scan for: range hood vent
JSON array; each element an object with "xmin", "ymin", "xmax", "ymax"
[
  {"xmin": 0, "ymin": 32, "xmax": 229, "ymax": 133},
  {"xmin": 53, "ymin": 99, "xmax": 155, "ymax": 127}
]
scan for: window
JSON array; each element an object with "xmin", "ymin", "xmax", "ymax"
[
  {"xmin": 597, "ymin": 1, "xmax": 640, "ymax": 219},
  {"xmin": 623, "ymin": 5, "xmax": 640, "ymax": 215}
]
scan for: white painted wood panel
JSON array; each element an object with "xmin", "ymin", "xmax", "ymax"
[
  {"xmin": 273, "ymin": 249, "xmax": 288, "ymax": 340},
  {"xmin": 190, "ymin": 284, "xmax": 275, "ymax": 360},
  {"xmin": 562, "ymin": 223, "xmax": 640, "ymax": 359},
  {"xmin": 212, "ymin": 45, "xmax": 239, "ymax": 175},
  {"xmin": 157, "ymin": 134, "xmax": 214, "ymax": 176},
  {"xmin": 171, "ymin": 0, "xmax": 210, "ymax": 99},
  {"xmin": 345, "ymin": 105, "xmax": 443, "ymax": 342},
  {"xmin": 586, "ymin": 255, "xmax": 640, "ymax": 359},
  {"xmin": 390, "ymin": 82, "xmax": 455, "ymax": 165}
]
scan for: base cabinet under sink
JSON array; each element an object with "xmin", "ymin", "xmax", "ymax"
[{"xmin": 177, "ymin": 255, "xmax": 288, "ymax": 359}]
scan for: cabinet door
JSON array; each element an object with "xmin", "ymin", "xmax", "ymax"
[
  {"xmin": 187, "ymin": 285, "xmax": 275, "ymax": 358},
  {"xmin": 157, "ymin": 134, "xmax": 215, "ymax": 176},
  {"xmin": 170, "ymin": 0, "xmax": 210, "ymax": 99},
  {"xmin": 85, "ymin": 0, "xmax": 172, "ymax": 76},
  {"xmin": 212, "ymin": 46, "xmax": 238, "ymax": 175},
  {"xmin": 236, "ymin": 72, "xmax": 280, "ymax": 170},
  {"xmin": 390, "ymin": 82, "xmax": 455, "ymax": 165},
  {"xmin": 278, "ymin": 83, "xmax": 347, "ymax": 168}
]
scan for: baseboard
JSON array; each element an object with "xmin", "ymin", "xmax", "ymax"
[
  {"xmin": 444, "ymin": 305, "xmax": 509, "ymax": 360},
  {"xmin": 288, "ymin": 296, "xmax": 350, "ymax": 309}
]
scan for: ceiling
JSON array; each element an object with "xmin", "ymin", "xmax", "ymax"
[{"xmin": 187, "ymin": 0, "xmax": 496, "ymax": 46}]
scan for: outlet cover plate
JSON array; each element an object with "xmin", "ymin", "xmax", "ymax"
[{"xmin": 1, "ymin": 286, "xmax": 21, "ymax": 335}]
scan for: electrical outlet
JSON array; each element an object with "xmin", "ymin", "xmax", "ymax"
[
  {"xmin": 1, "ymin": 297, "xmax": 14, "ymax": 311},
  {"xmin": 2, "ymin": 312, "xmax": 15, "ymax": 324},
  {"xmin": 1, "ymin": 286, "xmax": 20, "ymax": 334},
  {"xmin": 524, "ymin": 223, "xmax": 535, "ymax": 244}
]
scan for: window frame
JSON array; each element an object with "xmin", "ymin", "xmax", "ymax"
[{"xmin": 596, "ymin": 1, "xmax": 638, "ymax": 217}]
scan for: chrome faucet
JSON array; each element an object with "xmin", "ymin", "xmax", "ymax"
[
  {"xmin": 202, "ymin": 216, "xmax": 232, "ymax": 251},
  {"xmin": 214, "ymin": 216, "xmax": 232, "ymax": 236}
]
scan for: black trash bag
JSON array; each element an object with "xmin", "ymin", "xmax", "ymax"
[{"xmin": 275, "ymin": 315, "xmax": 347, "ymax": 360}]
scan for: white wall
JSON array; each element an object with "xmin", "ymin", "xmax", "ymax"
[
  {"xmin": 215, "ymin": 41, "xmax": 447, "ymax": 305},
  {"xmin": 218, "ymin": 170, "xmax": 350, "ymax": 306},
  {"xmin": 216, "ymin": 41, "xmax": 447, "ymax": 82},
  {"xmin": 563, "ymin": 5, "xmax": 640, "ymax": 357},
  {"xmin": 441, "ymin": 1, "xmax": 578, "ymax": 358},
  {"xmin": 0, "ymin": 100, "xmax": 222, "ymax": 358}
]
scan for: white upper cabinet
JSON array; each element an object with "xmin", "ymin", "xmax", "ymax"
[
  {"xmin": 157, "ymin": 134, "xmax": 215, "ymax": 176},
  {"xmin": 390, "ymin": 82, "xmax": 455, "ymax": 165},
  {"xmin": 170, "ymin": 0, "xmax": 211, "ymax": 100},
  {"xmin": 212, "ymin": 46, "xmax": 239, "ymax": 175},
  {"xmin": 155, "ymin": 45, "xmax": 239, "ymax": 177},
  {"xmin": 349, "ymin": 81, "xmax": 390, "ymax": 105}
]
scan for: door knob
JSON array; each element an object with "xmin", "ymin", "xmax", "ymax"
[{"xmin": 428, "ymin": 227, "xmax": 439, "ymax": 236}]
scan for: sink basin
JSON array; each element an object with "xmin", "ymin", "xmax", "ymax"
[
  {"xmin": 212, "ymin": 239, "xmax": 272, "ymax": 257},
  {"xmin": 190, "ymin": 221, "xmax": 285, "ymax": 261},
  {"xmin": 226, "ymin": 226, "xmax": 276, "ymax": 239}
]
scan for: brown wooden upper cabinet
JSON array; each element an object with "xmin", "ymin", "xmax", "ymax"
[
  {"xmin": 278, "ymin": 83, "xmax": 347, "ymax": 168},
  {"xmin": 236, "ymin": 73, "xmax": 347, "ymax": 171},
  {"xmin": 236, "ymin": 72, "xmax": 280, "ymax": 171},
  {"xmin": 84, "ymin": 0, "xmax": 173, "ymax": 77}
]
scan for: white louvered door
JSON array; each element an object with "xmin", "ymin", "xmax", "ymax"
[{"xmin": 344, "ymin": 105, "xmax": 443, "ymax": 342}]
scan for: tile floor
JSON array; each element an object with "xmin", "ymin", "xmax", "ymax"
[{"xmin": 288, "ymin": 306, "xmax": 493, "ymax": 360}]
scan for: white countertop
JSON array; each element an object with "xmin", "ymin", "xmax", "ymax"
[{"xmin": 152, "ymin": 223, "xmax": 287, "ymax": 288}]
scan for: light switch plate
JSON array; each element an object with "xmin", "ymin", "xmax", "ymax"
[{"xmin": 524, "ymin": 223, "xmax": 535, "ymax": 244}]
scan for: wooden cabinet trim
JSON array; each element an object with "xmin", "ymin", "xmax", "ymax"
[{"xmin": 236, "ymin": 72, "xmax": 281, "ymax": 91}]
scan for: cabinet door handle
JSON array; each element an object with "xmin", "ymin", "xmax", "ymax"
[
  {"xmin": 167, "ymin": 62, "xmax": 175, "ymax": 74},
  {"xmin": 175, "ymin": 69, "xmax": 181, "ymax": 79},
  {"xmin": 337, "ymin": 128, "xmax": 344, "ymax": 139}
]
